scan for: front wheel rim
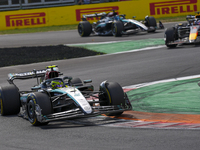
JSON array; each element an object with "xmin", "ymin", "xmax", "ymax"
[
  {"xmin": 112, "ymin": 24, "xmax": 116, "ymax": 35},
  {"xmin": 78, "ymin": 24, "xmax": 83, "ymax": 35},
  {"xmin": 27, "ymin": 100, "xmax": 35, "ymax": 122}
]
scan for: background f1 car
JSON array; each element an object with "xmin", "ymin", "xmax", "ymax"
[
  {"xmin": 78, "ymin": 11, "xmax": 164, "ymax": 37},
  {"xmin": 165, "ymin": 11, "xmax": 200, "ymax": 48},
  {"xmin": 0, "ymin": 65, "xmax": 132, "ymax": 126}
]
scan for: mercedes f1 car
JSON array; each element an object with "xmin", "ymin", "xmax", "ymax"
[
  {"xmin": 0, "ymin": 65, "xmax": 132, "ymax": 126},
  {"xmin": 164, "ymin": 12, "xmax": 200, "ymax": 48},
  {"xmin": 78, "ymin": 11, "xmax": 164, "ymax": 37}
]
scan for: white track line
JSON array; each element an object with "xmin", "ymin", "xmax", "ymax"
[
  {"xmin": 65, "ymin": 38, "xmax": 163, "ymax": 46},
  {"xmin": 65, "ymin": 40, "xmax": 132, "ymax": 46},
  {"xmin": 123, "ymin": 74, "xmax": 200, "ymax": 89}
]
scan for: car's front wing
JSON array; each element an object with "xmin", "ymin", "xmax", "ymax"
[
  {"xmin": 37, "ymin": 105, "xmax": 132, "ymax": 123},
  {"xmin": 166, "ymin": 36, "xmax": 200, "ymax": 45}
]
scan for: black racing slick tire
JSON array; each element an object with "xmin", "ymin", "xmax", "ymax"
[
  {"xmin": 100, "ymin": 82, "xmax": 125, "ymax": 116},
  {"xmin": 145, "ymin": 16, "xmax": 157, "ymax": 32},
  {"xmin": 145, "ymin": 16, "xmax": 157, "ymax": 27},
  {"xmin": 69, "ymin": 78, "xmax": 83, "ymax": 86},
  {"xmin": 78, "ymin": 21, "xmax": 92, "ymax": 37},
  {"xmin": 0, "ymin": 85, "xmax": 20, "ymax": 116},
  {"xmin": 112, "ymin": 21, "xmax": 123, "ymax": 37},
  {"xmin": 27, "ymin": 92, "xmax": 52, "ymax": 126},
  {"xmin": 165, "ymin": 27, "xmax": 178, "ymax": 48}
]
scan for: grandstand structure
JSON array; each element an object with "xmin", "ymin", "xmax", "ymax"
[{"xmin": 0, "ymin": 0, "xmax": 108, "ymax": 11}]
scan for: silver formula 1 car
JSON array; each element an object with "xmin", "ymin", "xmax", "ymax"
[
  {"xmin": 0, "ymin": 65, "xmax": 132, "ymax": 126},
  {"xmin": 164, "ymin": 12, "xmax": 200, "ymax": 48},
  {"xmin": 78, "ymin": 11, "xmax": 164, "ymax": 37}
]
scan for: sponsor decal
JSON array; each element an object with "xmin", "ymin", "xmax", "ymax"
[
  {"xmin": 76, "ymin": 6, "xmax": 119, "ymax": 21},
  {"xmin": 10, "ymin": 70, "xmax": 46, "ymax": 77},
  {"xmin": 5, "ymin": 12, "xmax": 46, "ymax": 27},
  {"xmin": 150, "ymin": 0, "xmax": 197, "ymax": 15}
]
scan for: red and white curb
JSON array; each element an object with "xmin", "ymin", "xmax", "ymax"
[
  {"xmin": 86, "ymin": 75, "xmax": 200, "ymax": 130},
  {"xmin": 65, "ymin": 116, "xmax": 200, "ymax": 130},
  {"xmin": 103, "ymin": 121, "xmax": 200, "ymax": 130}
]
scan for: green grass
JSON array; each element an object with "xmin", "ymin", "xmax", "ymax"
[
  {"xmin": 0, "ymin": 16, "xmax": 186, "ymax": 35},
  {"xmin": 156, "ymin": 15, "xmax": 186, "ymax": 23},
  {"xmin": 0, "ymin": 24, "xmax": 78, "ymax": 35}
]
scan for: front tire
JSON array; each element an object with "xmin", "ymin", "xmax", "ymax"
[
  {"xmin": 165, "ymin": 27, "xmax": 178, "ymax": 48},
  {"xmin": 78, "ymin": 21, "xmax": 92, "ymax": 37},
  {"xmin": 100, "ymin": 82, "xmax": 125, "ymax": 116},
  {"xmin": 112, "ymin": 21, "xmax": 123, "ymax": 37},
  {"xmin": 0, "ymin": 85, "xmax": 20, "ymax": 115},
  {"xmin": 145, "ymin": 16, "xmax": 157, "ymax": 32},
  {"xmin": 27, "ymin": 92, "xmax": 52, "ymax": 126}
]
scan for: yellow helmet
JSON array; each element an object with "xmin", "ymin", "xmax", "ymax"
[{"xmin": 51, "ymin": 80, "xmax": 63, "ymax": 89}]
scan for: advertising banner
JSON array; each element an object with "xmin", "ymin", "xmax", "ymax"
[
  {"xmin": 0, "ymin": 0, "xmax": 199, "ymax": 30},
  {"xmin": 149, "ymin": 0, "xmax": 198, "ymax": 17}
]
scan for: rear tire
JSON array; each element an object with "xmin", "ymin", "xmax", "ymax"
[
  {"xmin": 78, "ymin": 21, "xmax": 92, "ymax": 37},
  {"xmin": 112, "ymin": 21, "xmax": 123, "ymax": 37},
  {"xmin": 27, "ymin": 92, "xmax": 52, "ymax": 126},
  {"xmin": 100, "ymin": 82, "xmax": 125, "ymax": 116},
  {"xmin": 0, "ymin": 85, "xmax": 20, "ymax": 115},
  {"xmin": 165, "ymin": 27, "xmax": 178, "ymax": 48}
]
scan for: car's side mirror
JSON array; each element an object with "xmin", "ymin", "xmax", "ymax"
[
  {"xmin": 31, "ymin": 86, "xmax": 41, "ymax": 90},
  {"xmin": 83, "ymin": 79, "xmax": 92, "ymax": 84}
]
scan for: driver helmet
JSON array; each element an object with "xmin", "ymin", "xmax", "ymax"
[
  {"xmin": 51, "ymin": 80, "xmax": 64, "ymax": 89},
  {"xmin": 114, "ymin": 15, "xmax": 120, "ymax": 21}
]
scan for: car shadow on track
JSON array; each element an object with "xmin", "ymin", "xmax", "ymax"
[
  {"xmin": 166, "ymin": 44, "xmax": 200, "ymax": 50},
  {"xmin": 39, "ymin": 121, "xmax": 87, "ymax": 129},
  {"xmin": 38, "ymin": 116, "xmax": 129, "ymax": 130}
]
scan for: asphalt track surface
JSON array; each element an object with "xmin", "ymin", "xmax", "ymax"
[
  {"xmin": 0, "ymin": 23, "xmax": 173, "ymax": 48},
  {"xmin": 1, "ymin": 22, "xmax": 200, "ymax": 150}
]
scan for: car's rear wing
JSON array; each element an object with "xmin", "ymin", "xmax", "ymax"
[
  {"xmin": 186, "ymin": 15, "xmax": 196, "ymax": 25},
  {"xmin": 8, "ymin": 69, "xmax": 47, "ymax": 81},
  {"xmin": 81, "ymin": 13, "xmax": 106, "ymax": 21},
  {"xmin": 7, "ymin": 65, "xmax": 63, "ymax": 83}
]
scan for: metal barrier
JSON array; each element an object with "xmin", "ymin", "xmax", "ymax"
[
  {"xmin": 0, "ymin": 0, "xmax": 120, "ymax": 11},
  {"xmin": 0, "ymin": 0, "xmax": 78, "ymax": 11}
]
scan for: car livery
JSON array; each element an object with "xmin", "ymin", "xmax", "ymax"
[
  {"xmin": 164, "ymin": 11, "xmax": 200, "ymax": 48},
  {"xmin": 0, "ymin": 65, "xmax": 132, "ymax": 126},
  {"xmin": 78, "ymin": 10, "xmax": 164, "ymax": 37}
]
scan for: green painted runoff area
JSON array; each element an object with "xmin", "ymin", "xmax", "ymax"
[
  {"xmin": 127, "ymin": 78, "xmax": 200, "ymax": 114},
  {"xmin": 70, "ymin": 38, "xmax": 164, "ymax": 54},
  {"xmin": 71, "ymin": 39, "xmax": 200, "ymax": 115}
]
